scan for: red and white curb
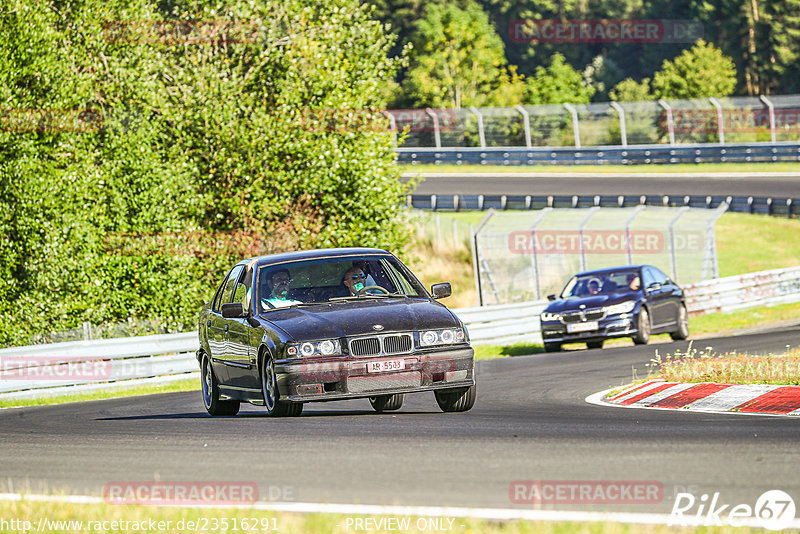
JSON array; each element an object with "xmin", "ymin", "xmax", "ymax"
[{"xmin": 587, "ymin": 379, "xmax": 800, "ymax": 417}]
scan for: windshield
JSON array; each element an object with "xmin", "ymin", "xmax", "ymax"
[
  {"xmin": 256, "ymin": 255, "xmax": 426, "ymax": 312},
  {"xmin": 560, "ymin": 270, "xmax": 642, "ymax": 297}
]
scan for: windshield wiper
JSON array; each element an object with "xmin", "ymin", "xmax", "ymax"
[{"xmin": 328, "ymin": 293, "xmax": 407, "ymax": 301}]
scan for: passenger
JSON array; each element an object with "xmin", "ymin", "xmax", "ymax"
[
  {"xmin": 587, "ymin": 279, "xmax": 601, "ymax": 295},
  {"xmin": 626, "ymin": 273, "xmax": 641, "ymax": 291}
]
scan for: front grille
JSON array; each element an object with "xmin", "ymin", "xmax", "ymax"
[
  {"xmin": 584, "ymin": 309, "xmax": 605, "ymax": 320},
  {"xmin": 562, "ymin": 312, "xmax": 583, "ymax": 323},
  {"xmin": 348, "ymin": 333, "xmax": 414, "ymax": 357},
  {"xmin": 384, "ymin": 334, "xmax": 412, "ymax": 354},
  {"xmin": 350, "ymin": 338, "xmax": 381, "ymax": 356},
  {"xmin": 347, "ymin": 371, "xmax": 421, "ymax": 393}
]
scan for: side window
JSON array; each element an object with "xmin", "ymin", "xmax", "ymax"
[
  {"xmin": 231, "ymin": 269, "xmax": 251, "ymax": 311},
  {"xmin": 219, "ymin": 265, "xmax": 244, "ymax": 307},
  {"xmin": 642, "ymin": 267, "xmax": 657, "ymax": 288},
  {"xmin": 650, "ymin": 266, "xmax": 669, "ymax": 285}
]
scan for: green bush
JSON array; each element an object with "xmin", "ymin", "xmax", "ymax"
[{"xmin": 0, "ymin": 0, "xmax": 410, "ymax": 347}]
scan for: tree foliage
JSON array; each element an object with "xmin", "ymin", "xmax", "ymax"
[
  {"xmin": 0, "ymin": 0, "xmax": 410, "ymax": 346},
  {"xmin": 652, "ymin": 40, "xmax": 737, "ymax": 99},
  {"xmin": 526, "ymin": 53, "xmax": 595, "ymax": 104}
]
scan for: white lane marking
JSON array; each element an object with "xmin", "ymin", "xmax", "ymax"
[
  {"xmin": 628, "ymin": 383, "xmax": 696, "ymax": 407},
  {"xmin": 2, "ymin": 493, "xmax": 800, "ymax": 528},
  {"xmin": 685, "ymin": 384, "xmax": 781, "ymax": 411}
]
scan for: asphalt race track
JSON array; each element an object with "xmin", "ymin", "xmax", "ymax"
[
  {"xmin": 2, "ymin": 325, "xmax": 800, "ymax": 515},
  {"xmin": 406, "ymin": 172, "xmax": 800, "ymax": 198}
]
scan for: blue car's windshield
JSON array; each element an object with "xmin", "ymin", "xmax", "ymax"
[
  {"xmin": 561, "ymin": 271, "xmax": 642, "ymax": 298},
  {"xmin": 255, "ymin": 255, "xmax": 426, "ymax": 312}
]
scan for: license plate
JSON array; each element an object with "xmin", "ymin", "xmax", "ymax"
[
  {"xmin": 567, "ymin": 321, "xmax": 599, "ymax": 333},
  {"xmin": 367, "ymin": 359, "xmax": 405, "ymax": 373}
]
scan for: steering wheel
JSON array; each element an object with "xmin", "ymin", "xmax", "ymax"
[{"xmin": 357, "ymin": 285, "xmax": 390, "ymax": 295}]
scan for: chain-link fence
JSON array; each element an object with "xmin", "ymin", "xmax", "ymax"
[
  {"xmin": 472, "ymin": 205, "xmax": 727, "ymax": 305},
  {"xmin": 387, "ymin": 94, "xmax": 800, "ymax": 148}
]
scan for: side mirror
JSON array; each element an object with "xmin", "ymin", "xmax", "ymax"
[
  {"xmin": 431, "ymin": 283, "xmax": 452, "ymax": 299},
  {"xmin": 646, "ymin": 282, "xmax": 662, "ymax": 294},
  {"xmin": 221, "ymin": 302, "xmax": 246, "ymax": 318},
  {"xmin": 547, "ymin": 294, "xmax": 557, "ymax": 301}
]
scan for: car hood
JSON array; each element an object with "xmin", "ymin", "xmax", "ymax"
[
  {"xmin": 257, "ymin": 298, "xmax": 459, "ymax": 340},
  {"xmin": 545, "ymin": 292, "xmax": 638, "ymax": 312}
]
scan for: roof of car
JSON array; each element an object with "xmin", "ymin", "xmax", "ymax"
[
  {"xmin": 575, "ymin": 265, "xmax": 649, "ymax": 277},
  {"xmin": 238, "ymin": 247, "xmax": 394, "ymax": 268}
]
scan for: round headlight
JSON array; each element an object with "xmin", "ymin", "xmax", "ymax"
[
  {"xmin": 455, "ymin": 329, "xmax": 465, "ymax": 342},
  {"xmin": 319, "ymin": 340, "xmax": 335, "ymax": 355},
  {"xmin": 300, "ymin": 342, "xmax": 315, "ymax": 357},
  {"xmin": 421, "ymin": 331, "xmax": 437, "ymax": 345},
  {"xmin": 440, "ymin": 330, "xmax": 454, "ymax": 343}
]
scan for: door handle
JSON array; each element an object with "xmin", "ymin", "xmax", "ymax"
[{"xmin": 224, "ymin": 325, "xmax": 229, "ymax": 333}]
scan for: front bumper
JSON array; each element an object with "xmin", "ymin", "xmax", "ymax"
[
  {"xmin": 273, "ymin": 346, "xmax": 475, "ymax": 402},
  {"xmin": 541, "ymin": 314, "xmax": 638, "ymax": 344}
]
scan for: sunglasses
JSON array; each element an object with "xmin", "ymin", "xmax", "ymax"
[{"xmin": 349, "ymin": 274, "xmax": 367, "ymax": 281}]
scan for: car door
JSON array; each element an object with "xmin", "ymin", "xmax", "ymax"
[
  {"xmin": 643, "ymin": 266, "xmax": 672, "ymax": 329},
  {"xmin": 207, "ymin": 265, "xmax": 243, "ymax": 384},
  {"xmin": 222, "ymin": 266, "xmax": 261, "ymax": 391}
]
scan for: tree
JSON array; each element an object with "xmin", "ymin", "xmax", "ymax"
[
  {"xmin": 402, "ymin": 0, "xmax": 523, "ymax": 108},
  {"xmin": 526, "ymin": 53, "xmax": 594, "ymax": 104},
  {"xmin": 652, "ymin": 39, "xmax": 737, "ymax": 99},
  {"xmin": 610, "ymin": 78, "xmax": 652, "ymax": 102}
]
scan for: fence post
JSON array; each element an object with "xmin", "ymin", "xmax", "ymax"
[
  {"xmin": 759, "ymin": 95, "xmax": 777, "ymax": 144},
  {"xmin": 425, "ymin": 108, "xmax": 441, "ymax": 148},
  {"xmin": 577, "ymin": 207, "xmax": 599, "ymax": 271},
  {"xmin": 563, "ymin": 103, "xmax": 581, "ymax": 148},
  {"xmin": 623, "ymin": 205, "xmax": 646, "ymax": 265},
  {"xmin": 472, "ymin": 210, "xmax": 496, "ymax": 306},
  {"xmin": 658, "ymin": 99, "xmax": 675, "ymax": 146},
  {"xmin": 529, "ymin": 208, "xmax": 552, "ymax": 300},
  {"xmin": 667, "ymin": 207, "xmax": 690, "ymax": 282},
  {"xmin": 708, "ymin": 97, "xmax": 725, "ymax": 144},
  {"xmin": 609, "ymin": 102, "xmax": 627, "ymax": 146},
  {"xmin": 515, "ymin": 105, "xmax": 532, "ymax": 148},
  {"xmin": 469, "ymin": 106, "xmax": 486, "ymax": 148}
]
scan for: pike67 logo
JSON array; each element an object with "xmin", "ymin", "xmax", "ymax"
[{"xmin": 670, "ymin": 489, "xmax": 796, "ymax": 530}]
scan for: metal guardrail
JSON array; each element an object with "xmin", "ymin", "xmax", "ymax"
[
  {"xmin": 398, "ymin": 142, "xmax": 800, "ymax": 166},
  {"xmin": 2, "ymin": 266, "xmax": 798, "ymax": 397},
  {"xmin": 408, "ymin": 193, "xmax": 798, "ymax": 217}
]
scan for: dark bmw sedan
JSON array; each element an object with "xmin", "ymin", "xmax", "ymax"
[
  {"xmin": 197, "ymin": 248, "xmax": 476, "ymax": 417},
  {"xmin": 539, "ymin": 264, "xmax": 689, "ymax": 351}
]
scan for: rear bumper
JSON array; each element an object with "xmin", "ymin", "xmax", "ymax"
[{"xmin": 273, "ymin": 346, "xmax": 475, "ymax": 402}]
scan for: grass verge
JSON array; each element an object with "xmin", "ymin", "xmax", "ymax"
[
  {"xmin": 0, "ymin": 378, "xmax": 198, "ymax": 410},
  {"xmin": 400, "ymin": 162, "xmax": 800, "ymax": 174},
  {"xmin": 0, "ymin": 499, "xmax": 762, "ymax": 534},
  {"xmin": 652, "ymin": 345, "xmax": 800, "ymax": 385}
]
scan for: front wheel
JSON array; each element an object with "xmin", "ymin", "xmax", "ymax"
[
  {"xmin": 543, "ymin": 342, "xmax": 561, "ymax": 352},
  {"xmin": 201, "ymin": 353, "xmax": 240, "ymax": 416},
  {"xmin": 632, "ymin": 307, "xmax": 651, "ymax": 345},
  {"xmin": 261, "ymin": 354, "xmax": 303, "ymax": 417},
  {"xmin": 434, "ymin": 384, "xmax": 476, "ymax": 412},
  {"xmin": 670, "ymin": 304, "xmax": 690, "ymax": 340},
  {"xmin": 369, "ymin": 394, "xmax": 404, "ymax": 412}
]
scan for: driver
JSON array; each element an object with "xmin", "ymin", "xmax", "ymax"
[
  {"xmin": 587, "ymin": 278, "xmax": 601, "ymax": 295},
  {"xmin": 262, "ymin": 268, "xmax": 302, "ymax": 308},
  {"xmin": 342, "ymin": 266, "xmax": 368, "ymax": 295}
]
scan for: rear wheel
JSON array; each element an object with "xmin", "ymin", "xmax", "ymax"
[
  {"xmin": 670, "ymin": 304, "xmax": 689, "ymax": 341},
  {"xmin": 261, "ymin": 354, "xmax": 303, "ymax": 417},
  {"xmin": 201, "ymin": 353, "xmax": 240, "ymax": 416},
  {"xmin": 434, "ymin": 384, "xmax": 476, "ymax": 412},
  {"xmin": 586, "ymin": 340, "xmax": 604, "ymax": 350},
  {"xmin": 369, "ymin": 394, "xmax": 404, "ymax": 412},
  {"xmin": 632, "ymin": 308, "xmax": 651, "ymax": 345},
  {"xmin": 543, "ymin": 342, "xmax": 561, "ymax": 352}
]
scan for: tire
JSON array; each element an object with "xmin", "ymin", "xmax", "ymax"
[
  {"xmin": 543, "ymin": 342, "xmax": 561, "ymax": 352},
  {"xmin": 632, "ymin": 307, "xmax": 651, "ymax": 345},
  {"xmin": 261, "ymin": 353, "xmax": 303, "ymax": 417},
  {"xmin": 201, "ymin": 353, "xmax": 240, "ymax": 416},
  {"xmin": 670, "ymin": 304, "xmax": 690, "ymax": 341},
  {"xmin": 369, "ymin": 394, "xmax": 404, "ymax": 412},
  {"xmin": 434, "ymin": 384, "xmax": 476, "ymax": 413},
  {"xmin": 586, "ymin": 340, "xmax": 604, "ymax": 349}
]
